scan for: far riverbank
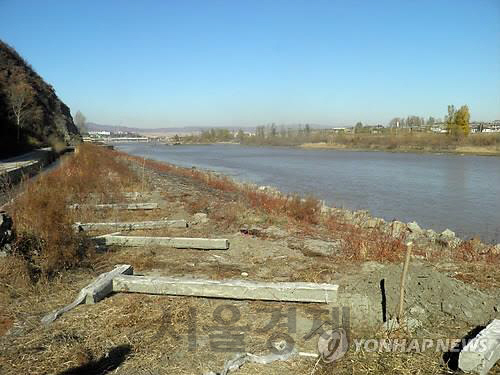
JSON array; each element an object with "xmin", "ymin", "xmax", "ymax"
[{"xmin": 299, "ymin": 142, "xmax": 500, "ymax": 156}]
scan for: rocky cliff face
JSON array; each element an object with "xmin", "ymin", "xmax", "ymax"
[{"xmin": 0, "ymin": 40, "xmax": 80, "ymax": 158}]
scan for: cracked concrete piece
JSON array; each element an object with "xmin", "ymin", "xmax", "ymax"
[
  {"xmin": 41, "ymin": 264, "xmax": 133, "ymax": 324},
  {"xmin": 74, "ymin": 219, "xmax": 187, "ymax": 232},
  {"xmin": 95, "ymin": 235, "xmax": 229, "ymax": 250},
  {"xmin": 459, "ymin": 319, "xmax": 500, "ymax": 375},
  {"xmin": 113, "ymin": 275, "xmax": 338, "ymax": 303}
]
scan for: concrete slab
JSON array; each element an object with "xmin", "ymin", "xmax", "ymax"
[
  {"xmin": 459, "ymin": 319, "xmax": 500, "ymax": 375},
  {"xmin": 41, "ymin": 264, "xmax": 133, "ymax": 324},
  {"xmin": 95, "ymin": 235, "xmax": 229, "ymax": 250},
  {"xmin": 69, "ymin": 202, "xmax": 158, "ymax": 210},
  {"xmin": 74, "ymin": 219, "xmax": 188, "ymax": 232},
  {"xmin": 113, "ymin": 275, "xmax": 338, "ymax": 303}
]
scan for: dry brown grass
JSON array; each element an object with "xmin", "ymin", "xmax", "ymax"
[
  {"xmin": 185, "ymin": 195, "xmax": 211, "ymax": 214},
  {"xmin": 2, "ymin": 144, "xmax": 141, "ymax": 281}
]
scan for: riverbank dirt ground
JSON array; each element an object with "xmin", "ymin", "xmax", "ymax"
[{"xmin": 0, "ymin": 145, "xmax": 499, "ymax": 374}]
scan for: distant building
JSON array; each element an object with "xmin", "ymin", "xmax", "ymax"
[{"xmin": 88, "ymin": 130, "xmax": 111, "ymax": 137}]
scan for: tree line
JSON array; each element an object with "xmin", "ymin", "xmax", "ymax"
[{"xmin": 182, "ymin": 104, "xmax": 471, "ymax": 145}]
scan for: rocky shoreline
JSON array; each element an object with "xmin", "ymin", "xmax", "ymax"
[{"xmin": 224, "ymin": 180, "xmax": 500, "ymax": 255}]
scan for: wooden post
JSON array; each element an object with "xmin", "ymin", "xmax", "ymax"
[{"xmin": 398, "ymin": 242, "xmax": 413, "ymax": 323}]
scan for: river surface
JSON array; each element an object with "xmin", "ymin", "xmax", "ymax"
[{"xmin": 115, "ymin": 143, "xmax": 500, "ymax": 244}]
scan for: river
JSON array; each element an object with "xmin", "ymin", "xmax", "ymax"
[{"xmin": 115, "ymin": 143, "xmax": 500, "ymax": 244}]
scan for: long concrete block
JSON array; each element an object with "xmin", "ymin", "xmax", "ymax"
[
  {"xmin": 95, "ymin": 235, "xmax": 229, "ymax": 250},
  {"xmin": 113, "ymin": 275, "xmax": 338, "ymax": 303},
  {"xmin": 41, "ymin": 264, "xmax": 133, "ymax": 324},
  {"xmin": 89, "ymin": 192, "xmax": 159, "ymax": 200},
  {"xmin": 69, "ymin": 202, "xmax": 158, "ymax": 210},
  {"xmin": 459, "ymin": 319, "xmax": 500, "ymax": 375},
  {"xmin": 74, "ymin": 219, "xmax": 188, "ymax": 232},
  {"xmin": 123, "ymin": 192, "xmax": 158, "ymax": 200}
]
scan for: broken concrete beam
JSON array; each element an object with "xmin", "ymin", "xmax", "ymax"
[
  {"xmin": 113, "ymin": 275, "xmax": 338, "ymax": 303},
  {"xmin": 123, "ymin": 192, "xmax": 159, "ymax": 199},
  {"xmin": 69, "ymin": 202, "xmax": 158, "ymax": 210},
  {"xmin": 41, "ymin": 264, "xmax": 133, "ymax": 324},
  {"xmin": 74, "ymin": 219, "xmax": 188, "ymax": 232},
  {"xmin": 95, "ymin": 235, "xmax": 229, "ymax": 250},
  {"xmin": 459, "ymin": 319, "xmax": 500, "ymax": 375}
]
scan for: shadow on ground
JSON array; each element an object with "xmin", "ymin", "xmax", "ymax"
[
  {"xmin": 58, "ymin": 344, "xmax": 132, "ymax": 375},
  {"xmin": 442, "ymin": 325, "xmax": 485, "ymax": 371}
]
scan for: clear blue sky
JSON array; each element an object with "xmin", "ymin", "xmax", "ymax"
[{"xmin": 1, "ymin": 0, "xmax": 499, "ymax": 128}]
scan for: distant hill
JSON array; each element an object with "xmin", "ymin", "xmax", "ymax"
[
  {"xmin": 0, "ymin": 40, "xmax": 80, "ymax": 158},
  {"xmin": 86, "ymin": 122, "xmax": 340, "ymax": 135}
]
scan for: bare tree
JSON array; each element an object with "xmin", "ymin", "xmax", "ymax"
[
  {"xmin": 7, "ymin": 82, "xmax": 35, "ymax": 140},
  {"xmin": 74, "ymin": 110, "xmax": 87, "ymax": 133}
]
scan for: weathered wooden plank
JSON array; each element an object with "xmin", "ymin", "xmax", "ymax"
[
  {"xmin": 41, "ymin": 264, "xmax": 133, "ymax": 324},
  {"xmin": 459, "ymin": 319, "xmax": 500, "ymax": 375},
  {"xmin": 69, "ymin": 202, "xmax": 158, "ymax": 210},
  {"xmin": 74, "ymin": 219, "xmax": 188, "ymax": 232},
  {"xmin": 113, "ymin": 275, "xmax": 338, "ymax": 303},
  {"xmin": 95, "ymin": 235, "xmax": 229, "ymax": 250}
]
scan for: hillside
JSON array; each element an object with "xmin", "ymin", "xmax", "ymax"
[{"xmin": 0, "ymin": 40, "xmax": 80, "ymax": 158}]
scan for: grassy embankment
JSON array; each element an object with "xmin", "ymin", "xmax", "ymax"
[
  {"xmin": 1, "ymin": 144, "xmax": 499, "ymax": 374},
  {"xmin": 300, "ymin": 132, "xmax": 500, "ymax": 155}
]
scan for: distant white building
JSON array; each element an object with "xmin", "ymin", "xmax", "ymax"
[{"xmin": 88, "ymin": 131, "xmax": 111, "ymax": 137}]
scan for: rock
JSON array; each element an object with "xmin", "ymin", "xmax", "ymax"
[
  {"xmin": 492, "ymin": 244, "xmax": 500, "ymax": 255},
  {"xmin": 469, "ymin": 237, "xmax": 490, "ymax": 255},
  {"xmin": 261, "ymin": 226, "xmax": 288, "ymax": 238},
  {"xmin": 391, "ymin": 220, "xmax": 407, "ymax": 238},
  {"xmin": 439, "ymin": 229, "xmax": 461, "ymax": 248},
  {"xmin": 425, "ymin": 229, "xmax": 438, "ymax": 240},
  {"xmin": 192, "ymin": 212, "xmax": 208, "ymax": 224},
  {"xmin": 257, "ymin": 185, "xmax": 279, "ymax": 195},
  {"xmin": 239, "ymin": 225, "xmax": 287, "ymax": 238},
  {"xmin": 407, "ymin": 221, "xmax": 422, "ymax": 234},
  {"xmin": 241, "ymin": 272, "xmax": 249, "ymax": 277},
  {"xmin": 301, "ymin": 239, "xmax": 343, "ymax": 257},
  {"xmin": 0, "ymin": 211, "xmax": 14, "ymax": 253},
  {"xmin": 441, "ymin": 229, "xmax": 456, "ymax": 238},
  {"xmin": 240, "ymin": 226, "xmax": 263, "ymax": 236},
  {"xmin": 363, "ymin": 218, "xmax": 379, "ymax": 229}
]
